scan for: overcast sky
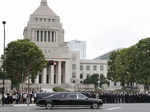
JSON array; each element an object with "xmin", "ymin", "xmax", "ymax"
[{"xmin": 0, "ymin": 0, "xmax": 150, "ymax": 59}]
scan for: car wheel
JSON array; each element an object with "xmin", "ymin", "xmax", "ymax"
[
  {"xmin": 46, "ymin": 103, "xmax": 53, "ymax": 109},
  {"xmin": 91, "ymin": 103, "xmax": 99, "ymax": 109}
]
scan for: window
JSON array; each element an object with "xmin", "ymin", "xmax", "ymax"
[
  {"xmin": 67, "ymin": 94, "xmax": 77, "ymax": 99},
  {"xmin": 41, "ymin": 31, "xmax": 43, "ymax": 42},
  {"xmin": 72, "ymin": 72, "xmax": 76, "ymax": 78},
  {"xmin": 40, "ymin": 18, "xmax": 42, "ymax": 22},
  {"xmin": 48, "ymin": 31, "xmax": 50, "ymax": 42},
  {"xmin": 46, "ymin": 75, "xmax": 49, "ymax": 83},
  {"xmin": 52, "ymin": 31, "xmax": 54, "ymax": 42},
  {"xmin": 72, "ymin": 80, "xmax": 76, "ymax": 83},
  {"xmin": 50, "ymin": 93, "xmax": 63, "ymax": 98},
  {"xmin": 72, "ymin": 64, "xmax": 76, "ymax": 70},
  {"xmin": 78, "ymin": 94, "xmax": 87, "ymax": 99},
  {"xmin": 86, "ymin": 65, "xmax": 90, "ymax": 70},
  {"xmin": 44, "ymin": 31, "xmax": 47, "ymax": 42},
  {"xmin": 32, "ymin": 79, "xmax": 35, "ymax": 83},
  {"xmin": 52, "ymin": 19, "xmax": 55, "ymax": 22},
  {"xmin": 80, "ymin": 74, "xmax": 83, "ymax": 79},
  {"xmin": 93, "ymin": 65, "xmax": 97, "ymax": 71},
  {"xmin": 39, "ymin": 74, "xmax": 42, "ymax": 84},
  {"xmin": 44, "ymin": 18, "xmax": 46, "ymax": 22},
  {"xmin": 100, "ymin": 65, "xmax": 104, "ymax": 71},
  {"xmin": 37, "ymin": 30, "xmax": 39, "ymax": 41},
  {"xmin": 87, "ymin": 74, "xmax": 90, "ymax": 78},
  {"xmin": 80, "ymin": 65, "xmax": 83, "ymax": 70},
  {"xmin": 48, "ymin": 19, "xmax": 51, "ymax": 22}
]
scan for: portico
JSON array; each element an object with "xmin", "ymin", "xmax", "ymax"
[{"xmin": 34, "ymin": 60, "xmax": 69, "ymax": 86}]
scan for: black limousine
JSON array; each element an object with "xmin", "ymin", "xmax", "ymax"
[{"xmin": 36, "ymin": 92, "xmax": 103, "ymax": 109}]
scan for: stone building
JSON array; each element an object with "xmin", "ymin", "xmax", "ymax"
[
  {"xmin": 23, "ymin": 0, "xmax": 75, "ymax": 89},
  {"xmin": 23, "ymin": 0, "xmax": 108, "ymax": 90}
]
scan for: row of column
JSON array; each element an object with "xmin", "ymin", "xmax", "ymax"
[
  {"xmin": 34, "ymin": 61, "xmax": 65, "ymax": 85},
  {"xmin": 32, "ymin": 30, "xmax": 56, "ymax": 42}
]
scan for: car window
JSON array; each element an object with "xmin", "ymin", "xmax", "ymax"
[
  {"xmin": 46, "ymin": 93, "xmax": 66, "ymax": 99},
  {"xmin": 78, "ymin": 94, "xmax": 88, "ymax": 99},
  {"xmin": 48, "ymin": 93, "xmax": 61, "ymax": 98},
  {"xmin": 66, "ymin": 94, "xmax": 77, "ymax": 99}
]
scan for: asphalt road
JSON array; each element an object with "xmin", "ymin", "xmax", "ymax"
[{"xmin": 1, "ymin": 104, "xmax": 150, "ymax": 112}]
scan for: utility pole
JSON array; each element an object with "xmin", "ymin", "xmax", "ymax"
[{"xmin": 2, "ymin": 21, "xmax": 6, "ymax": 105}]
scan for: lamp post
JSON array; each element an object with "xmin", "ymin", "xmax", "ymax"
[{"xmin": 2, "ymin": 21, "xmax": 6, "ymax": 105}]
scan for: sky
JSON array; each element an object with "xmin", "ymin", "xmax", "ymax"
[{"xmin": 0, "ymin": 0, "xmax": 150, "ymax": 59}]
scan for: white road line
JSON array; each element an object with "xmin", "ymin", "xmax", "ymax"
[{"xmin": 107, "ymin": 107, "xmax": 121, "ymax": 110}]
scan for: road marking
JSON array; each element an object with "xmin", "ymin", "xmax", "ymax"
[{"xmin": 107, "ymin": 107, "xmax": 121, "ymax": 110}]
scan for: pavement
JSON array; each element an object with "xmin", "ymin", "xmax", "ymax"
[{"xmin": 0, "ymin": 104, "xmax": 36, "ymax": 107}]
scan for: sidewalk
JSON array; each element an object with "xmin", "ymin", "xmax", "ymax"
[{"xmin": 0, "ymin": 104, "xmax": 36, "ymax": 107}]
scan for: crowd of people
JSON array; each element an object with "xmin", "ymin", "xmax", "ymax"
[
  {"xmin": 0, "ymin": 91, "xmax": 37, "ymax": 104},
  {"xmin": 1, "ymin": 90, "xmax": 150, "ymax": 104},
  {"xmin": 82, "ymin": 91, "xmax": 150, "ymax": 103}
]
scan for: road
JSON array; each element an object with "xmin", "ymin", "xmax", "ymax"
[{"xmin": 1, "ymin": 104, "xmax": 150, "ymax": 112}]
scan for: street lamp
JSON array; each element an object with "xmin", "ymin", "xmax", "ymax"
[{"xmin": 2, "ymin": 21, "xmax": 6, "ymax": 105}]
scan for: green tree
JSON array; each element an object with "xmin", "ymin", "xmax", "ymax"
[
  {"xmin": 83, "ymin": 74, "xmax": 99, "ymax": 88},
  {"xmin": 99, "ymin": 74, "xmax": 109, "ymax": 88},
  {"xmin": 83, "ymin": 73, "xmax": 109, "ymax": 88},
  {"xmin": 124, "ymin": 46, "xmax": 138, "ymax": 87},
  {"xmin": 107, "ymin": 48, "xmax": 137, "ymax": 87},
  {"xmin": 107, "ymin": 50, "xmax": 120, "ymax": 82},
  {"xmin": 3, "ymin": 39, "xmax": 46, "ymax": 88},
  {"xmin": 136, "ymin": 38, "xmax": 150, "ymax": 90},
  {"xmin": 0, "ymin": 68, "xmax": 4, "ymax": 79},
  {"xmin": 107, "ymin": 37, "xmax": 150, "ymax": 91}
]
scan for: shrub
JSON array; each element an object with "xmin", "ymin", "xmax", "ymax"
[{"xmin": 53, "ymin": 86, "xmax": 70, "ymax": 92}]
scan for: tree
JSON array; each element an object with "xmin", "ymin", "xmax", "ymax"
[
  {"xmin": 83, "ymin": 73, "xmax": 109, "ymax": 89},
  {"xmin": 107, "ymin": 37, "xmax": 150, "ymax": 91},
  {"xmin": 107, "ymin": 50, "xmax": 120, "ymax": 82},
  {"xmin": 99, "ymin": 74, "xmax": 109, "ymax": 88},
  {"xmin": 3, "ymin": 39, "xmax": 46, "ymax": 88},
  {"xmin": 136, "ymin": 38, "xmax": 150, "ymax": 90},
  {"xmin": 83, "ymin": 74, "xmax": 99, "ymax": 88},
  {"xmin": 0, "ymin": 68, "xmax": 4, "ymax": 79},
  {"xmin": 124, "ymin": 46, "xmax": 138, "ymax": 87}
]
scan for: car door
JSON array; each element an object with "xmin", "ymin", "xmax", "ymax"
[
  {"xmin": 65, "ymin": 93, "xmax": 78, "ymax": 106},
  {"xmin": 48, "ymin": 93, "xmax": 64, "ymax": 105},
  {"xmin": 77, "ymin": 93, "xmax": 89, "ymax": 106}
]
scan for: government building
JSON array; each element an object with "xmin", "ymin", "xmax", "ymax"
[{"xmin": 1, "ymin": 0, "xmax": 108, "ymax": 91}]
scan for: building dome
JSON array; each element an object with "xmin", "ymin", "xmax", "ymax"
[{"xmin": 32, "ymin": 0, "xmax": 57, "ymax": 17}]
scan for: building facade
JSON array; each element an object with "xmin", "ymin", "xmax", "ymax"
[
  {"xmin": 23, "ymin": 0, "xmax": 108, "ymax": 90},
  {"xmin": 24, "ymin": 0, "xmax": 74, "ymax": 88}
]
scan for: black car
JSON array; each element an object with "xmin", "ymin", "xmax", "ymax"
[{"xmin": 36, "ymin": 92, "xmax": 103, "ymax": 109}]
